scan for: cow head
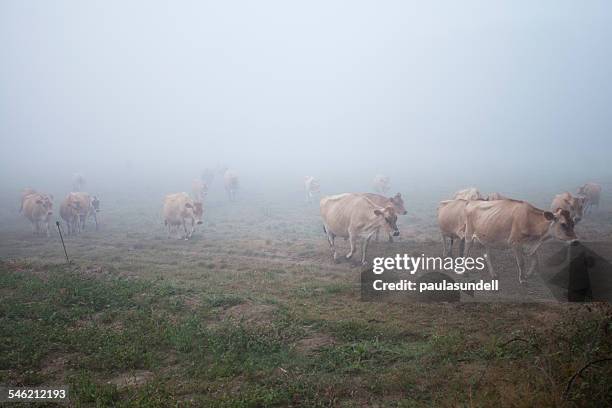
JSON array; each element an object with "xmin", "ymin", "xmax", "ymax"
[
  {"xmin": 36, "ymin": 195, "xmax": 54, "ymax": 216},
  {"xmin": 92, "ymin": 196, "xmax": 100, "ymax": 212},
  {"xmin": 571, "ymin": 196, "xmax": 584, "ymax": 222},
  {"xmin": 375, "ymin": 206, "xmax": 399, "ymax": 237},
  {"xmin": 390, "ymin": 193, "xmax": 407, "ymax": 215},
  {"xmin": 186, "ymin": 201, "xmax": 204, "ymax": 225},
  {"xmin": 545, "ymin": 208, "xmax": 577, "ymax": 242}
]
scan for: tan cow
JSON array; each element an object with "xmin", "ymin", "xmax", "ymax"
[
  {"xmin": 304, "ymin": 176, "xmax": 321, "ymax": 203},
  {"xmin": 163, "ymin": 192, "xmax": 204, "ymax": 239},
  {"xmin": 577, "ymin": 182, "xmax": 602, "ymax": 214},
  {"xmin": 453, "ymin": 187, "xmax": 484, "ymax": 201},
  {"xmin": 437, "ymin": 199, "xmax": 469, "ymax": 257},
  {"xmin": 224, "ymin": 170, "xmax": 239, "ymax": 201},
  {"xmin": 463, "ymin": 199, "xmax": 577, "ymax": 283},
  {"xmin": 372, "ymin": 175, "xmax": 390, "ymax": 194},
  {"xmin": 66, "ymin": 192, "xmax": 100, "ymax": 231},
  {"xmin": 320, "ymin": 193, "xmax": 399, "ymax": 265},
  {"xmin": 60, "ymin": 195, "xmax": 82, "ymax": 235},
  {"xmin": 192, "ymin": 179, "xmax": 208, "ymax": 202},
  {"xmin": 551, "ymin": 192, "xmax": 585, "ymax": 223},
  {"xmin": 21, "ymin": 192, "xmax": 54, "ymax": 236},
  {"xmin": 361, "ymin": 192, "xmax": 407, "ymax": 241}
]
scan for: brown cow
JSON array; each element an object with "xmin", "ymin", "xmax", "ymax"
[
  {"xmin": 577, "ymin": 182, "xmax": 602, "ymax": 214},
  {"xmin": 551, "ymin": 192, "xmax": 585, "ymax": 223},
  {"xmin": 464, "ymin": 199, "xmax": 577, "ymax": 283},
  {"xmin": 437, "ymin": 199, "xmax": 469, "ymax": 257},
  {"xmin": 163, "ymin": 192, "xmax": 204, "ymax": 239},
  {"xmin": 60, "ymin": 195, "xmax": 82, "ymax": 235},
  {"xmin": 21, "ymin": 192, "xmax": 54, "ymax": 236},
  {"xmin": 66, "ymin": 192, "xmax": 100, "ymax": 231},
  {"xmin": 320, "ymin": 193, "xmax": 399, "ymax": 265}
]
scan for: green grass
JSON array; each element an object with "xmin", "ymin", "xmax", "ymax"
[{"xmin": 1, "ymin": 257, "xmax": 611, "ymax": 407}]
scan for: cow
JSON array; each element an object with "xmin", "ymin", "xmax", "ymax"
[
  {"xmin": 361, "ymin": 192, "xmax": 407, "ymax": 241},
  {"xmin": 453, "ymin": 187, "xmax": 484, "ymax": 201},
  {"xmin": 163, "ymin": 192, "xmax": 204, "ymax": 239},
  {"xmin": 437, "ymin": 199, "xmax": 469, "ymax": 257},
  {"xmin": 192, "ymin": 179, "xmax": 208, "ymax": 202},
  {"xmin": 21, "ymin": 192, "xmax": 54, "ymax": 236},
  {"xmin": 304, "ymin": 176, "xmax": 321, "ymax": 203},
  {"xmin": 19, "ymin": 188, "xmax": 42, "ymax": 213},
  {"xmin": 487, "ymin": 192, "xmax": 508, "ymax": 201},
  {"xmin": 577, "ymin": 182, "xmax": 602, "ymax": 214},
  {"xmin": 224, "ymin": 170, "xmax": 239, "ymax": 201},
  {"xmin": 551, "ymin": 192, "xmax": 585, "ymax": 223},
  {"xmin": 463, "ymin": 199, "xmax": 577, "ymax": 284},
  {"xmin": 72, "ymin": 173, "xmax": 86, "ymax": 192},
  {"xmin": 66, "ymin": 192, "xmax": 100, "ymax": 231},
  {"xmin": 60, "ymin": 195, "xmax": 82, "ymax": 235},
  {"xmin": 320, "ymin": 193, "xmax": 399, "ymax": 265}
]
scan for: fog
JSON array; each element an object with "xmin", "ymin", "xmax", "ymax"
[{"xmin": 1, "ymin": 0, "xmax": 611, "ymax": 198}]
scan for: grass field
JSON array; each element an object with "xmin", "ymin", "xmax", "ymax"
[{"xmin": 1, "ymin": 189, "xmax": 611, "ymax": 407}]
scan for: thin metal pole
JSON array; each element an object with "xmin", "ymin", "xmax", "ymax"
[{"xmin": 56, "ymin": 221, "xmax": 70, "ymax": 264}]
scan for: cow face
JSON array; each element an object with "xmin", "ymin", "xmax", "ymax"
[
  {"xmin": 375, "ymin": 206, "xmax": 399, "ymax": 237},
  {"xmin": 36, "ymin": 195, "xmax": 54, "ymax": 216},
  {"xmin": 186, "ymin": 202, "xmax": 204, "ymax": 225},
  {"xmin": 390, "ymin": 193, "xmax": 407, "ymax": 215},
  {"xmin": 545, "ymin": 208, "xmax": 577, "ymax": 242},
  {"xmin": 92, "ymin": 196, "xmax": 100, "ymax": 212},
  {"xmin": 571, "ymin": 196, "xmax": 584, "ymax": 222}
]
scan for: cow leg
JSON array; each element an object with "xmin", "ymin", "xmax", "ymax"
[
  {"xmin": 93, "ymin": 211, "xmax": 99, "ymax": 231},
  {"xmin": 182, "ymin": 219, "xmax": 189, "ymax": 240},
  {"xmin": 361, "ymin": 233, "xmax": 375, "ymax": 265},
  {"xmin": 463, "ymin": 236, "xmax": 473, "ymax": 258},
  {"xmin": 346, "ymin": 231, "xmax": 356, "ymax": 260},
  {"xmin": 512, "ymin": 247, "xmax": 526, "ymax": 284},
  {"xmin": 458, "ymin": 238, "xmax": 465, "ymax": 258},
  {"xmin": 374, "ymin": 229, "xmax": 379, "ymax": 242},
  {"xmin": 484, "ymin": 248, "xmax": 497, "ymax": 278},
  {"xmin": 324, "ymin": 228, "xmax": 337, "ymax": 261}
]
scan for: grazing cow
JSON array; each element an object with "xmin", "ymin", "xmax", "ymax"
[
  {"xmin": 453, "ymin": 187, "xmax": 484, "ymax": 201},
  {"xmin": 463, "ymin": 199, "xmax": 577, "ymax": 283},
  {"xmin": 72, "ymin": 173, "xmax": 86, "ymax": 192},
  {"xmin": 577, "ymin": 182, "xmax": 602, "ymax": 214},
  {"xmin": 487, "ymin": 192, "xmax": 508, "ymax": 201},
  {"xmin": 551, "ymin": 192, "xmax": 585, "ymax": 223},
  {"xmin": 373, "ymin": 175, "xmax": 391, "ymax": 194},
  {"xmin": 320, "ymin": 193, "xmax": 399, "ymax": 265},
  {"xmin": 163, "ymin": 192, "xmax": 204, "ymax": 239},
  {"xmin": 192, "ymin": 179, "xmax": 208, "ymax": 201},
  {"xmin": 60, "ymin": 195, "xmax": 82, "ymax": 235},
  {"xmin": 361, "ymin": 192, "xmax": 407, "ymax": 241},
  {"xmin": 224, "ymin": 170, "xmax": 239, "ymax": 201},
  {"xmin": 22, "ymin": 192, "xmax": 54, "ymax": 236},
  {"xmin": 437, "ymin": 199, "xmax": 469, "ymax": 257},
  {"xmin": 304, "ymin": 176, "xmax": 321, "ymax": 203},
  {"xmin": 66, "ymin": 192, "xmax": 100, "ymax": 231}
]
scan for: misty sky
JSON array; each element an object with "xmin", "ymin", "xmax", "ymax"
[{"xmin": 1, "ymin": 1, "xmax": 611, "ymax": 190}]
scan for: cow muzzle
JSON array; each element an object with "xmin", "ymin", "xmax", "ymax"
[
  {"xmin": 196, "ymin": 220, "xmax": 203, "ymax": 225},
  {"xmin": 393, "ymin": 230, "xmax": 400, "ymax": 237}
]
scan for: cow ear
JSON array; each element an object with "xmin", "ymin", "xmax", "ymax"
[
  {"xmin": 544, "ymin": 211, "xmax": 555, "ymax": 221},
  {"xmin": 185, "ymin": 203, "xmax": 193, "ymax": 209},
  {"xmin": 374, "ymin": 209, "xmax": 383, "ymax": 216}
]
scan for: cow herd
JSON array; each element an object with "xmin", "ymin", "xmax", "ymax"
[{"xmin": 16, "ymin": 172, "xmax": 603, "ymax": 285}]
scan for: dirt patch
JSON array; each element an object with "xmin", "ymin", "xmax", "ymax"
[
  {"xmin": 219, "ymin": 302, "xmax": 276, "ymax": 325},
  {"xmin": 294, "ymin": 333, "xmax": 336, "ymax": 354},
  {"xmin": 106, "ymin": 370, "xmax": 154, "ymax": 389}
]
